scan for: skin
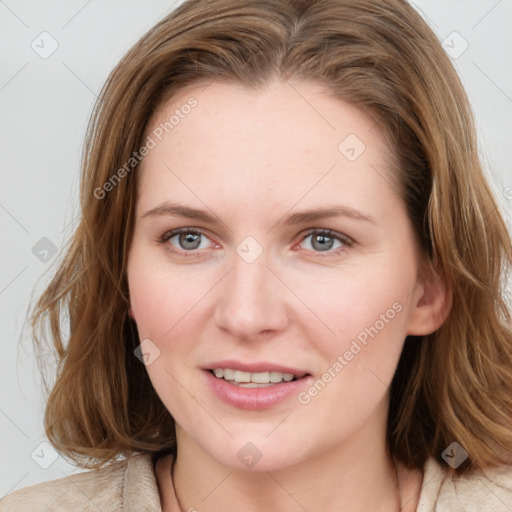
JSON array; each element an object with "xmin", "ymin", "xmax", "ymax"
[{"xmin": 127, "ymin": 80, "xmax": 448, "ymax": 512}]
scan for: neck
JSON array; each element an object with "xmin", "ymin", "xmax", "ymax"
[{"xmin": 161, "ymin": 399, "xmax": 421, "ymax": 512}]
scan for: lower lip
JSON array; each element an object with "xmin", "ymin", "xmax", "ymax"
[{"xmin": 204, "ymin": 370, "xmax": 312, "ymax": 410}]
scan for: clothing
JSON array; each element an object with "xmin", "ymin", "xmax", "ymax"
[{"xmin": 1, "ymin": 453, "xmax": 512, "ymax": 511}]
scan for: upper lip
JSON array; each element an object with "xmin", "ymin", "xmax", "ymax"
[{"xmin": 203, "ymin": 359, "xmax": 310, "ymax": 378}]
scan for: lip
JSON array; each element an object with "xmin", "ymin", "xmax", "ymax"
[
  {"xmin": 203, "ymin": 359, "xmax": 309, "ymax": 378},
  {"xmin": 202, "ymin": 360, "xmax": 313, "ymax": 410}
]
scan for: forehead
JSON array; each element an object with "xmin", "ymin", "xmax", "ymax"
[{"xmin": 137, "ymin": 80, "xmax": 400, "ymax": 216}]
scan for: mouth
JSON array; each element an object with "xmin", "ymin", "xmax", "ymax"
[
  {"xmin": 207, "ymin": 368, "xmax": 309, "ymax": 388},
  {"xmin": 202, "ymin": 360, "xmax": 313, "ymax": 409}
]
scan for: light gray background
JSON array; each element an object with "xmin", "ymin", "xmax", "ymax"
[{"xmin": 1, "ymin": 0, "xmax": 511, "ymax": 497}]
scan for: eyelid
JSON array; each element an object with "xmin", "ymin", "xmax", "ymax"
[
  {"xmin": 159, "ymin": 227, "xmax": 218, "ymax": 257},
  {"xmin": 295, "ymin": 228, "xmax": 354, "ymax": 255},
  {"xmin": 298, "ymin": 228, "xmax": 353, "ymax": 245},
  {"xmin": 159, "ymin": 227, "xmax": 354, "ymax": 257}
]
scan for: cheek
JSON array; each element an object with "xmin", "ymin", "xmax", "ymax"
[
  {"xmin": 128, "ymin": 274, "xmax": 169, "ymax": 340},
  {"xmin": 287, "ymin": 264, "xmax": 415, "ymax": 420},
  {"xmin": 293, "ymin": 277, "xmax": 409, "ymax": 424},
  {"xmin": 288, "ymin": 262, "xmax": 413, "ymax": 354},
  {"xmin": 127, "ymin": 252, "xmax": 211, "ymax": 340},
  {"xmin": 127, "ymin": 254, "xmax": 203, "ymax": 417}
]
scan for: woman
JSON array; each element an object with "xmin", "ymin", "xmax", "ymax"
[{"xmin": 2, "ymin": 0, "xmax": 512, "ymax": 510}]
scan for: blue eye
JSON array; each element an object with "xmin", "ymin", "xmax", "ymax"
[
  {"xmin": 160, "ymin": 229, "xmax": 211, "ymax": 255},
  {"xmin": 158, "ymin": 227, "xmax": 353, "ymax": 258},
  {"xmin": 299, "ymin": 229, "xmax": 353, "ymax": 254}
]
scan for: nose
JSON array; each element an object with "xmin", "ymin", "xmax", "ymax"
[{"xmin": 213, "ymin": 249, "xmax": 289, "ymax": 340}]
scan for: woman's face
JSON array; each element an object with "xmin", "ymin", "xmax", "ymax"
[{"xmin": 127, "ymin": 80, "xmax": 430, "ymax": 471}]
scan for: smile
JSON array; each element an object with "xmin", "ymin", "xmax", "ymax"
[
  {"xmin": 210, "ymin": 368, "xmax": 299, "ymax": 387},
  {"xmin": 204, "ymin": 364, "xmax": 312, "ymax": 410}
]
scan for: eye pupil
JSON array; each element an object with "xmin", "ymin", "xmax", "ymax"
[
  {"xmin": 179, "ymin": 232, "xmax": 201, "ymax": 250},
  {"xmin": 312, "ymin": 234, "xmax": 334, "ymax": 251},
  {"xmin": 168, "ymin": 230, "xmax": 345, "ymax": 255}
]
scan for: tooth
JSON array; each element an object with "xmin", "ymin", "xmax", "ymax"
[
  {"xmin": 234, "ymin": 370, "xmax": 251, "ymax": 383},
  {"xmin": 269, "ymin": 371, "xmax": 283, "ymax": 383},
  {"xmin": 239, "ymin": 382, "xmax": 274, "ymax": 388},
  {"xmin": 223, "ymin": 368, "xmax": 235, "ymax": 380},
  {"xmin": 217, "ymin": 368, "xmax": 298, "ymax": 384},
  {"xmin": 251, "ymin": 371, "xmax": 270, "ymax": 383}
]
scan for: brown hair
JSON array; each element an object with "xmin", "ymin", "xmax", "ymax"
[{"xmin": 26, "ymin": 0, "xmax": 512, "ymax": 473}]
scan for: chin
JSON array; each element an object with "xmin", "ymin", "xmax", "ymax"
[{"xmin": 201, "ymin": 435, "xmax": 309, "ymax": 473}]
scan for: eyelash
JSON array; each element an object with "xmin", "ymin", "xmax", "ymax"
[{"xmin": 158, "ymin": 227, "xmax": 354, "ymax": 259}]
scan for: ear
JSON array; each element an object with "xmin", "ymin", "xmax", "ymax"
[
  {"xmin": 129, "ymin": 306, "xmax": 135, "ymax": 319},
  {"xmin": 406, "ymin": 269, "xmax": 451, "ymax": 336}
]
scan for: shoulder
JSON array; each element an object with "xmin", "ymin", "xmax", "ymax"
[
  {"xmin": 0, "ymin": 452, "xmax": 162, "ymax": 512},
  {"xmin": 417, "ymin": 456, "xmax": 512, "ymax": 511}
]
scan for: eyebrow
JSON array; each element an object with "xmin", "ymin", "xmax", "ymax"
[{"xmin": 141, "ymin": 201, "xmax": 375, "ymax": 227}]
